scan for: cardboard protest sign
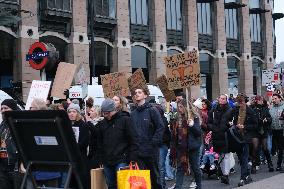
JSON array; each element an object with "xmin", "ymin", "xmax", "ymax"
[
  {"xmin": 100, "ymin": 72, "xmax": 130, "ymax": 98},
  {"xmin": 25, "ymin": 80, "xmax": 52, "ymax": 110},
  {"xmin": 51, "ymin": 62, "xmax": 77, "ymax": 99},
  {"xmin": 164, "ymin": 50, "xmax": 200, "ymax": 90},
  {"xmin": 128, "ymin": 68, "xmax": 148, "ymax": 94},
  {"xmin": 156, "ymin": 75, "xmax": 176, "ymax": 102},
  {"xmin": 262, "ymin": 68, "xmax": 281, "ymax": 86}
]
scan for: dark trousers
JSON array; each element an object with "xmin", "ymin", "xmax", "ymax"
[
  {"xmin": 236, "ymin": 143, "xmax": 250, "ymax": 180},
  {"xmin": 0, "ymin": 163, "xmax": 23, "ymax": 189},
  {"xmin": 272, "ymin": 130, "xmax": 284, "ymax": 167},
  {"xmin": 137, "ymin": 156, "xmax": 162, "ymax": 189}
]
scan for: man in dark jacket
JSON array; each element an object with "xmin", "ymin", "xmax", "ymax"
[
  {"xmin": 208, "ymin": 94, "xmax": 232, "ymax": 184},
  {"xmin": 131, "ymin": 87, "xmax": 165, "ymax": 189},
  {"xmin": 230, "ymin": 94, "xmax": 257, "ymax": 187},
  {"xmin": 96, "ymin": 99, "xmax": 138, "ymax": 189},
  {"xmin": 0, "ymin": 99, "xmax": 22, "ymax": 189}
]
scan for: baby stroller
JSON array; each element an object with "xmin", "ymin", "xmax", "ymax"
[{"xmin": 201, "ymin": 151, "xmax": 222, "ymax": 179}]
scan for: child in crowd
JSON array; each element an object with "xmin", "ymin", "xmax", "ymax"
[{"xmin": 200, "ymin": 132, "xmax": 219, "ymax": 171}]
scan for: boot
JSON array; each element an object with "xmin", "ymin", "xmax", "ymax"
[
  {"xmin": 268, "ymin": 162, "xmax": 274, "ymax": 172},
  {"xmin": 221, "ymin": 175, "xmax": 229, "ymax": 184}
]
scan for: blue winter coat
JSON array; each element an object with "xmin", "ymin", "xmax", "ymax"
[{"xmin": 131, "ymin": 103, "xmax": 165, "ymax": 158}]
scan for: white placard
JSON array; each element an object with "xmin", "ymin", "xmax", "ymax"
[
  {"xmin": 72, "ymin": 127, "xmax": 80, "ymax": 143},
  {"xmin": 77, "ymin": 66, "xmax": 88, "ymax": 84},
  {"xmin": 25, "ymin": 80, "xmax": 51, "ymax": 110},
  {"xmin": 262, "ymin": 69, "xmax": 281, "ymax": 86}
]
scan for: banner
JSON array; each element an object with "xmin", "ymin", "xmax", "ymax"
[
  {"xmin": 156, "ymin": 75, "xmax": 176, "ymax": 102},
  {"xmin": 51, "ymin": 62, "xmax": 77, "ymax": 99},
  {"xmin": 128, "ymin": 68, "xmax": 148, "ymax": 94},
  {"xmin": 164, "ymin": 50, "xmax": 200, "ymax": 90},
  {"xmin": 262, "ymin": 68, "xmax": 282, "ymax": 86},
  {"xmin": 25, "ymin": 80, "xmax": 51, "ymax": 110},
  {"xmin": 100, "ymin": 72, "xmax": 130, "ymax": 98}
]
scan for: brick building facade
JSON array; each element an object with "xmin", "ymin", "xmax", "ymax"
[{"xmin": 0, "ymin": 0, "xmax": 279, "ymax": 102}]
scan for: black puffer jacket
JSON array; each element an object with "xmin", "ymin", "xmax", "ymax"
[
  {"xmin": 208, "ymin": 103, "xmax": 232, "ymax": 153},
  {"xmin": 96, "ymin": 112, "xmax": 139, "ymax": 166},
  {"xmin": 251, "ymin": 104, "xmax": 272, "ymax": 137},
  {"xmin": 231, "ymin": 105, "xmax": 258, "ymax": 141},
  {"xmin": 71, "ymin": 119, "xmax": 90, "ymax": 157}
]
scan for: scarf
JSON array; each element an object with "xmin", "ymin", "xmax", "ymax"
[{"xmin": 170, "ymin": 115, "xmax": 190, "ymax": 174}]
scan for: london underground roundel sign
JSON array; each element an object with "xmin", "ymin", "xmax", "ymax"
[{"xmin": 26, "ymin": 42, "xmax": 49, "ymax": 70}]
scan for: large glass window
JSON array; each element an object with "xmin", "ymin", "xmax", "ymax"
[
  {"xmin": 249, "ymin": 0, "xmax": 260, "ymax": 8},
  {"xmin": 197, "ymin": 3, "xmax": 212, "ymax": 35},
  {"xmin": 227, "ymin": 57, "xmax": 239, "ymax": 96},
  {"xmin": 250, "ymin": 13, "xmax": 261, "ymax": 42},
  {"xmin": 166, "ymin": 0, "xmax": 182, "ymax": 31},
  {"xmin": 95, "ymin": 0, "xmax": 116, "ymax": 18},
  {"xmin": 131, "ymin": 46, "xmax": 150, "ymax": 82},
  {"xmin": 130, "ymin": 0, "xmax": 148, "ymax": 25},
  {"xmin": 225, "ymin": 8, "xmax": 238, "ymax": 39},
  {"xmin": 47, "ymin": 0, "xmax": 71, "ymax": 11}
]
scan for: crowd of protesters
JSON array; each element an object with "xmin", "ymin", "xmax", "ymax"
[{"xmin": 1, "ymin": 87, "xmax": 284, "ymax": 189}]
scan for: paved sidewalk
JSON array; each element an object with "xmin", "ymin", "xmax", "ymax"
[{"xmin": 236, "ymin": 174, "xmax": 284, "ymax": 189}]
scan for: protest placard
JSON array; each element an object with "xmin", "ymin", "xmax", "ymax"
[
  {"xmin": 25, "ymin": 80, "xmax": 52, "ymax": 110},
  {"xmin": 128, "ymin": 68, "xmax": 148, "ymax": 94},
  {"xmin": 100, "ymin": 72, "xmax": 130, "ymax": 98},
  {"xmin": 156, "ymin": 75, "xmax": 176, "ymax": 102},
  {"xmin": 51, "ymin": 62, "xmax": 77, "ymax": 99},
  {"xmin": 164, "ymin": 49, "xmax": 200, "ymax": 90}
]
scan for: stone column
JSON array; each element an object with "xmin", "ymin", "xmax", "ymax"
[
  {"xmin": 66, "ymin": 0, "xmax": 90, "ymax": 84},
  {"xmin": 239, "ymin": 0, "xmax": 253, "ymax": 96},
  {"xmin": 185, "ymin": 0, "xmax": 199, "ymax": 99},
  {"xmin": 150, "ymin": 0, "xmax": 167, "ymax": 83},
  {"xmin": 212, "ymin": 1, "xmax": 228, "ymax": 99},
  {"xmin": 112, "ymin": 0, "xmax": 132, "ymax": 76},
  {"xmin": 264, "ymin": 1, "xmax": 274, "ymax": 68},
  {"xmin": 16, "ymin": 0, "xmax": 40, "ymax": 102}
]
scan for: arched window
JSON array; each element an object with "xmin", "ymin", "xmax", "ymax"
[
  {"xmin": 227, "ymin": 57, "xmax": 239, "ymax": 96},
  {"xmin": 131, "ymin": 46, "xmax": 150, "ymax": 82},
  {"xmin": 94, "ymin": 41, "xmax": 112, "ymax": 84}
]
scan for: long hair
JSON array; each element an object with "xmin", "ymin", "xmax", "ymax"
[{"xmin": 115, "ymin": 95, "xmax": 129, "ymax": 112}]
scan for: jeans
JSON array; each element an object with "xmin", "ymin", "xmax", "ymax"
[
  {"xmin": 267, "ymin": 133, "xmax": 272, "ymax": 153},
  {"xmin": 159, "ymin": 145, "xmax": 168, "ymax": 189},
  {"xmin": 137, "ymin": 156, "xmax": 162, "ymax": 189},
  {"xmin": 236, "ymin": 143, "xmax": 250, "ymax": 180},
  {"xmin": 272, "ymin": 130, "xmax": 284, "ymax": 167},
  {"xmin": 104, "ymin": 163, "xmax": 128, "ymax": 189},
  {"xmin": 165, "ymin": 149, "xmax": 175, "ymax": 179},
  {"xmin": 201, "ymin": 154, "xmax": 215, "ymax": 166},
  {"xmin": 175, "ymin": 149, "xmax": 202, "ymax": 189}
]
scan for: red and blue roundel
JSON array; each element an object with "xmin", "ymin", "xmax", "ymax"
[{"xmin": 26, "ymin": 42, "xmax": 49, "ymax": 70}]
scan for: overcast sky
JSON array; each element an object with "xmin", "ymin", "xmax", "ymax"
[{"xmin": 275, "ymin": 0, "xmax": 284, "ymax": 63}]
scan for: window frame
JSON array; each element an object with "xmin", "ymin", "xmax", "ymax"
[
  {"xmin": 225, "ymin": 8, "xmax": 239, "ymax": 39},
  {"xmin": 165, "ymin": 0, "xmax": 183, "ymax": 31},
  {"xmin": 130, "ymin": 0, "xmax": 149, "ymax": 26},
  {"xmin": 197, "ymin": 2, "xmax": 212, "ymax": 35},
  {"xmin": 95, "ymin": 0, "xmax": 117, "ymax": 18},
  {"xmin": 47, "ymin": 0, "xmax": 71, "ymax": 12}
]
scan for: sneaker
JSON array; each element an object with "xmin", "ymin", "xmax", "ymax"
[
  {"xmin": 165, "ymin": 176, "xmax": 174, "ymax": 181},
  {"xmin": 256, "ymin": 166, "xmax": 260, "ymax": 171},
  {"xmin": 245, "ymin": 175, "xmax": 252, "ymax": 184},
  {"xmin": 210, "ymin": 165, "xmax": 216, "ymax": 170},
  {"xmin": 189, "ymin": 181, "xmax": 197, "ymax": 188},
  {"xmin": 200, "ymin": 164, "xmax": 205, "ymax": 169},
  {"xmin": 221, "ymin": 175, "xmax": 229, "ymax": 185},
  {"xmin": 238, "ymin": 179, "xmax": 245, "ymax": 187},
  {"xmin": 238, "ymin": 176, "xmax": 252, "ymax": 187},
  {"xmin": 230, "ymin": 168, "xmax": 236, "ymax": 174},
  {"xmin": 276, "ymin": 167, "xmax": 283, "ymax": 171}
]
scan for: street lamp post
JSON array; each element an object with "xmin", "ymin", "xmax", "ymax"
[{"xmin": 89, "ymin": 0, "xmax": 96, "ymax": 84}]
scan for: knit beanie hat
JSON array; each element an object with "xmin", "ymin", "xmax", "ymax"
[
  {"xmin": 67, "ymin": 103, "xmax": 81, "ymax": 113},
  {"xmin": 1, "ymin": 99, "xmax": 20, "ymax": 110},
  {"xmin": 101, "ymin": 98, "xmax": 116, "ymax": 112}
]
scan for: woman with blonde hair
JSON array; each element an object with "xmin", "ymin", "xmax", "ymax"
[
  {"xmin": 112, "ymin": 95, "xmax": 130, "ymax": 116},
  {"xmin": 170, "ymin": 99, "xmax": 202, "ymax": 189},
  {"xmin": 30, "ymin": 98, "xmax": 48, "ymax": 110}
]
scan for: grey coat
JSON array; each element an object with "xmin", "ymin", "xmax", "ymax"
[{"xmin": 269, "ymin": 103, "xmax": 284, "ymax": 130}]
